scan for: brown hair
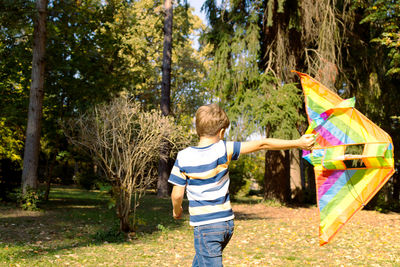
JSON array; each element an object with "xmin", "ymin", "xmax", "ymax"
[{"xmin": 195, "ymin": 104, "xmax": 230, "ymax": 137}]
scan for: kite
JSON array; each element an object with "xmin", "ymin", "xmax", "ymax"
[{"xmin": 293, "ymin": 70, "xmax": 395, "ymax": 246}]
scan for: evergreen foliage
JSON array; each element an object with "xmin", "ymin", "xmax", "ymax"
[
  {"xmin": 203, "ymin": 1, "xmax": 303, "ymax": 140},
  {"xmin": 361, "ymin": 0, "xmax": 400, "ymax": 77},
  {"xmin": 201, "ymin": 0, "xmax": 400, "ymax": 204}
]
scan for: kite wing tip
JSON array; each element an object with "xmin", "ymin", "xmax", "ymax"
[
  {"xmin": 291, "ymin": 70, "xmax": 307, "ymax": 78},
  {"xmin": 319, "ymin": 240, "xmax": 328, "ymax": 246}
]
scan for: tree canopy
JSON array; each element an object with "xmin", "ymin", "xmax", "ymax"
[{"xmin": 0, "ymin": 0, "xmax": 399, "ymax": 208}]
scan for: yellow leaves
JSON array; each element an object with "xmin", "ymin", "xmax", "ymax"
[
  {"xmin": 0, "ymin": 118, "xmax": 24, "ymax": 163},
  {"xmin": 3, "ymin": 198, "xmax": 400, "ymax": 266},
  {"xmin": 136, "ymin": 217, "xmax": 146, "ymax": 226},
  {"xmin": 10, "ymin": 153, "xmax": 22, "ymax": 161},
  {"xmin": 190, "ymin": 7, "xmax": 205, "ymax": 30}
]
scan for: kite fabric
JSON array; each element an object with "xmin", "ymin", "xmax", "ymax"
[{"xmin": 293, "ymin": 71, "xmax": 395, "ymax": 246}]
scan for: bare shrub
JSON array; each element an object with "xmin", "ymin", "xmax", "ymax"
[{"xmin": 65, "ymin": 96, "xmax": 190, "ymax": 233}]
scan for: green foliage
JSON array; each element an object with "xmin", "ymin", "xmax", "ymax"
[
  {"xmin": 341, "ymin": 2, "xmax": 400, "ymax": 192},
  {"xmin": 93, "ymin": 222, "xmax": 125, "ymax": 243},
  {"xmin": 11, "ymin": 187, "xmax": 45, "ymax": 211},
  {"xmin": 365, "ymin": 186, "xmax": 400, "ymax": 213},
  {"xmin": 106, "ymin": 0, "xmax": 208, "ymax": 116},
  {"xmin": 156, "ymin": 223, "xmax": 168, "ymax": 232},
  {"xmin": 205, "ymin": 4, "xmax": 261, "ymax": 103},
  {"xmin": 203, "ymin": 1, "xmax": 304, "ymax": 204},
  {"xmin": 343, "ymin": 1, "xmax": 400, "ymax": 121},
  {"xmin": 361, "ymin": 0, "xmax": 400, "ymax": 77},
  {"xmin": 0, "ymin": 0, "xmax": 207, "ymax": 188},
  {"xmin": 204, "ymin": 2, "xmax": 303, "ymax": 140},
  {"xmin": 0, "ymin": 1, "xmax": 33, "ymax": 166},
  {"xmin": 73, "ymin": 169, "xmax": 102, "ymax": 191},
  {"xmin": 229, "ymin": 153, "xmax": 264, "ymax": 197},
  {"xmin": 227, "ymin": 80, "xmax": 304, "ymax": 140},
  {"xmin": 1, "ymin": 0, "xmax": 130, "ymax": 185},
  {"xmin": 228, "ymin": 162, "xmax": 248, "ymax": 198},
  {"xmin": 0, "ymin": 118, "xmax": 24, "ymax": 163}
]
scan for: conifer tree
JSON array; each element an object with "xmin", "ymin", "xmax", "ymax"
[{"xmin": 202, "ymin": 0, "xmax": 352, "ymax": 202}]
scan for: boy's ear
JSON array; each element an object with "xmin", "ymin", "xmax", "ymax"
[{"xmin": 219, "ymin": 128, "xmax": 226, "ymax": 139}]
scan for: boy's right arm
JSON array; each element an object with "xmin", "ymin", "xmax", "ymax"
[
  {"xmin": 240, "ymin": 134, "xmax": 315, "ymax": 154},
  {"xmin": 171, "ymin": 185, "xmax": 185, "ymax": 219}
]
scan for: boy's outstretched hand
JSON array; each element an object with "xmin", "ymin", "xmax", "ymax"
[{"xmin": 298, "ymin": 134, "xmax": 315, "ymax": 150}]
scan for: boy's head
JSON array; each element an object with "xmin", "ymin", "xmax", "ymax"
[{"xmin": 195, "ymin": 104, "xmax": 230, "ymax": 137}]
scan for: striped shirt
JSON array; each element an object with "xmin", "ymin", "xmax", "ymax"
[{"xmin": 168, "ymin": 140, "xmax": 241, "ymax": 226}]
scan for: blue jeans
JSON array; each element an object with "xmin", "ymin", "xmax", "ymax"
[{"xmin": 192, "ymin": 220, "xmax": 234, "ymax": 267}]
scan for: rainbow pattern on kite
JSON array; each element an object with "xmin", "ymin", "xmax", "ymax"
[{"xmin": 293, "ymin": 71, "xmax": 395, "ymax": 246}]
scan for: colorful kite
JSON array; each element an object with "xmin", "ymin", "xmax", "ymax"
[{"xmin": 293, "ymin": 71, "xmax": 395, "ymax": 246}]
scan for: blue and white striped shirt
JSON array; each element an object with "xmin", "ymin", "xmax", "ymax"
[{"xmin": 168, "ymin": 140, "xmax": 241, "ymax": 226}]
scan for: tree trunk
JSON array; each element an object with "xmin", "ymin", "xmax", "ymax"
[
  {"xmin": 264, "ymin": 150, "xmax": 291, "ymax": 203},
  {"xmin": 306, "ymin": 160, "xmax": 316, "ymax": 204},
  {"xmin": 158, "ymin": 0, "xmax": 173, "ymax": 198},
  {"xmin": 393, "ymin": 172, "xmax": 400, "ymax": 202},
  {"xmin": 21, "ymin": 0, "xmax": 48, "ymax": 194},
  {"xmin": 290, "ymin": 149, "xmax": 302, "ymax": 202},
  {"xmin": 158, "ymin": 141, "xmax": 172, "ymax": 197},
  {"xmin": 118, "ymin": 187, "xmax": 132, "ymax": 233},
  {"xmin": 44, "ymin": 152, "xmax": 56, "ymax": 201}
]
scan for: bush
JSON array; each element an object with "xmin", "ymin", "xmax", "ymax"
[
  {"xmin": 366, "ymin": 187, "xmax": 400, "ymax": 213},
  {"xmin": 73, "ymin": 169, "xmax": 104, "ymax": 190},
  {"xmin": 93, "ymin": 222, "xmax": 125, "ymax": 243},
  {"xmin": 229, "ymin": 153, "xmax": 264, "ymax": 198},
  {"xmin": 228, "ymin": 165, "xmax": 247, "ymax": 198},
  {"xmin": 65, "ymin": 97, "xmax": 191, "ymax": 233},
  {"xmin": 10, "ymin": 187, "xmax": 45, "ymax": 211}
]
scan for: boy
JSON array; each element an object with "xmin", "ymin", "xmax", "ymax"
[{"xmin": 168, "ymin": 103, "xmax": 314, "ymax": 267}]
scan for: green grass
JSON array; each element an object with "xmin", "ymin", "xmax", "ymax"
[{"xmin": 1, "ymin": 186, "xmax": 400, "ymax": 266}]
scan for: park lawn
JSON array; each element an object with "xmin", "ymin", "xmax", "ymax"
[{"xmin": 0, "ymin": 187, "xmax": 400, "ymax": 266}]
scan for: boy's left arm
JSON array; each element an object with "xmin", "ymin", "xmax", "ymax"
[{"xmin": 171, "ymin": 185, "xmax": 185, "ymax": 219}]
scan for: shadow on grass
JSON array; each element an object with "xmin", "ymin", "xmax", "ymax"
[
  {"xmin": 231, "ymin": 196, "xmax": 264, "ymax": 205},
  {"xmin": 233, "ymin": 211, "xmax": 274, "ymax": 221},
  {"xmin": 0, "ymin": 186, "xmax": 186, "ymax": 261},
  {"xmin": 231, "ymin": 195, "xmax": 316, "ymax": 221}
]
